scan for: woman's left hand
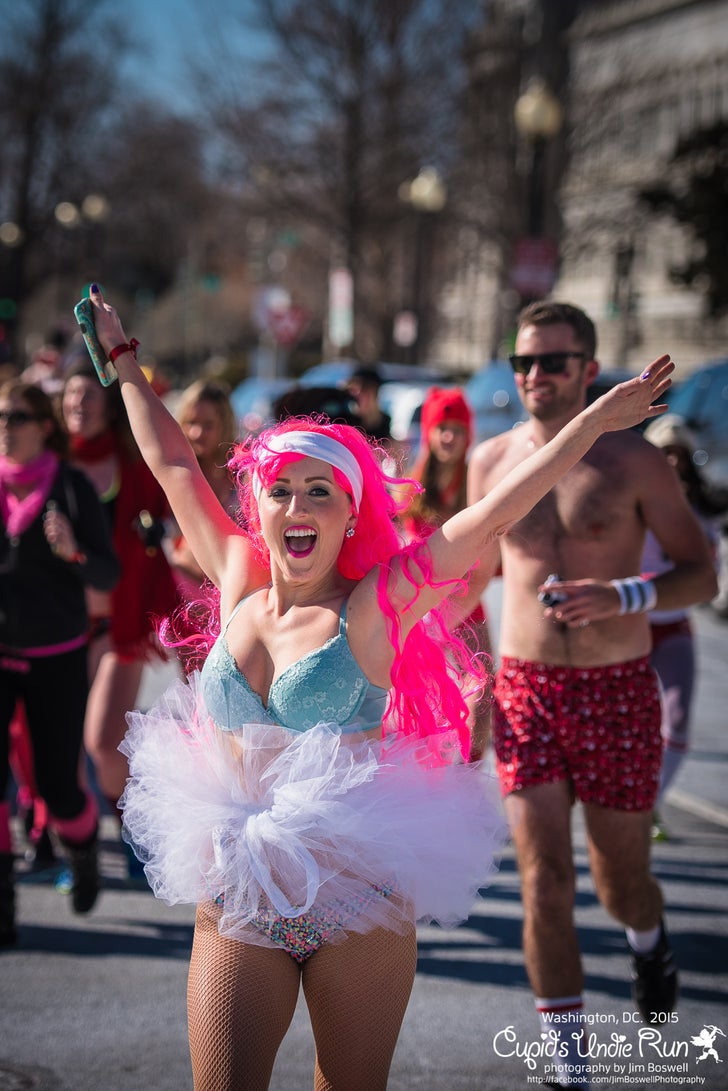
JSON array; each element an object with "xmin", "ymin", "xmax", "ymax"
[{"xmin": 592, "ymin": 355, "xmax": 674, "ymax": 432}]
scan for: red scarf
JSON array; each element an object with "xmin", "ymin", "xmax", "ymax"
[
  {"xmin": 69, "ymin": 432, "xmax": 118, "ymax": 463},
  {"xmin": 0, "ymin": 451, "xmax": 59, "ymax": 538},
  {"xmin": 72, "ymin": 429, "xmax": 179, "ymax": 660}
]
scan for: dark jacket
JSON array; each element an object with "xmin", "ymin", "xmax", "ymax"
[{"xmin": 0, "ymin": 462, "xmax": 119, "ymax": 651}]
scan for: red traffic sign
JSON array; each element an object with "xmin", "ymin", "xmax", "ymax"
[
  {"xmin": 267, "ymin": 304, "xmax": 310, "ymax": 347},
  {"xmin": 510, "ymin": 237, "xmax": 559, "ymax": 297}
]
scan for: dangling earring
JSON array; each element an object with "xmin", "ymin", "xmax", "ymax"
[{"xmin": 346, "ymin": 526, "xmax": 355, "ymax": 539}]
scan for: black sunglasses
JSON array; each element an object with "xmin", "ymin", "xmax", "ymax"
[
  {"xmin": 509, "ymin": 352, "xmax": 587, "ymax": 376},
  {"xmin": 0, "ymin": 410, "xmax": 39, "ymax": 426}
]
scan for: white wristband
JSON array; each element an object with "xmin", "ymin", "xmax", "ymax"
[{"xmin": 610, "ymin": 577, "xmax": 657, "ymax": 615}]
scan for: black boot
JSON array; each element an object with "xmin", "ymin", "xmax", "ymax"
[
  {"xmin": 61, "ymin": 828, "xmax": 100, "ymax": 914},
  {"xmin": 0, "ymin": 852, "xmax": 17, "ymax": 946}
]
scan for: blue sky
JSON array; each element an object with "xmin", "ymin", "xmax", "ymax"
[
  {"xmin": 119, "ymin": 0, "xmax": 265, "ymax": 112},
  {"xmin": 120, "ymin": 0, "xmax": 208, "ymax": 110}
]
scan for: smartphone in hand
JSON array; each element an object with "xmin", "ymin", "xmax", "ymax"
[
  {"xmin": 73, "ymin": 297, "xmax": 118, "ymax": 386},
  {"xmin": 537, "ymin": 574, "xmax": 568, "ymax": 607}
]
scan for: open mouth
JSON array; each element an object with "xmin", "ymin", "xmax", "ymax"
[{"xmin": 284, "ymin": 526, "xmax": 318, "ymax": 557}]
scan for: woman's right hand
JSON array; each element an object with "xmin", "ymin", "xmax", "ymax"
[{"xmin": 588, "ymin": 355, "xmax": 674, "ymax": 433}]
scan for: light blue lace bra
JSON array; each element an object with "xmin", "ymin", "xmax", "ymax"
[{"xmin": 200, "ymin": 596, "xmax": 389, "ymax": 734}]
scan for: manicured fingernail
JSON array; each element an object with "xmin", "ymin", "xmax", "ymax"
[
  {"xmin": 90, "ymin": 283, "xmax": 99, "ymax": 293},
  {"xmin": 641, "ymin": 370, "xmax": 650, "ymax": 380}
]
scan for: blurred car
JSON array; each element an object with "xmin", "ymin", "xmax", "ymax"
[
  {"xmin": 271, "ymin": 385, "xmax": 359, "ymax": 424},
  {"xmin": 299, "ymin": 361, "xmax": 459, "ymax": 468},
  {"xmin": 664, "ymin": 357, "xmax": 728, "ymax": 485},
  {"xmin": 299, "ymin": 359, "xmax": 450, "ymax": 388},
  {"xmin": 231, "ymin": 376, "xmax": 294, "ymax": 435},
  {"xmin": 464, "ymin": 360, "xmax": 526, "ymax": 444},
  {"xmin": 378, "ymin": 382, "xmax": 430, "ymax": 445}
]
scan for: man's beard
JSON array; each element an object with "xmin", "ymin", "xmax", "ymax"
[{"xmin": 524, "ymin": 381, "xmax": 584, "ymax": 422}]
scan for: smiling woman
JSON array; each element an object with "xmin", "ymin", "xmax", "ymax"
[
  {"xmin": 119, "ymin": 414, "xmax": 505, "ymax": 1091},
  {"xmin": 248, "ymin": 430, "xmax": 363, "ymax": 568}
]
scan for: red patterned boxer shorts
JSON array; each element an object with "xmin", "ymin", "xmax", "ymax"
[{"xmin": 493, "ymin": 656, "xmax": 662, "ymax": 811}]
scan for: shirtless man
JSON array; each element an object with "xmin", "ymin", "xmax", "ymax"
[{"xmin": 467, "ymin": 302, "xmax": 717, "ymax": 1089}]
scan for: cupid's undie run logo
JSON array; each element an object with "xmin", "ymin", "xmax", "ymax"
[
  {"xmin": 492, "ymin": 1019, "xmax": 726, "ymax": 1077},
  {"xmin": 691, "ymin": 1024, "xmax": 725, "ymax": 1064}
]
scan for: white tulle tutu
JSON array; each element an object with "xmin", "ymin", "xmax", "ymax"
[{"xmin": 119, "ymin": 672, "xmax": 506, "ymax": 950}]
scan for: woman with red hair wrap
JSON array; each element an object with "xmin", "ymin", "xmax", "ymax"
[
  {"xmin": 87, "ymin": 285, "xmax": 672, "ymax": 1091},
  {"xmin": 402, "ymin": 387, "xmax": 493, "ymax": 759},
  {"xmin": 403, "ymin": 387, "xmax": 474, "ymax": 537}
]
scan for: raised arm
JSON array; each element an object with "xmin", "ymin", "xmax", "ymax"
[
  {"xmin": 381, "ymin": 358, "xmax": 675, "ymax": 618},
  {"xmin": 84, "ymin": 287, "xmax": 262, "ymax": 597}
]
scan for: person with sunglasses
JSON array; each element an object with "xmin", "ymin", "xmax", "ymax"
[
  {"xmin": 0, "ymin": 380, "xmax": 119, "ymax": 943},
  {"xmin": 467, "ymin": 300, "xmax": 717, "ymax": 1089}
]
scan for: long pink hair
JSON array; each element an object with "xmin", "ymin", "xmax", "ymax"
[{"xmin": 165, "ymin": 416, "xmax": 488, "ymax": 758}]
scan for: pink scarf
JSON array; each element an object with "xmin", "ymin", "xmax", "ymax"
[{"xmin": 0, "ymin": 450, "xmax": 59, "ymax": 538}]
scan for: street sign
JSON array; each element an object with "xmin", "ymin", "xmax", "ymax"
[
  {"xmin": 510, "ymin": 237, "xmax": 559, "ymax": 298},
  {"xmin": 393, "ymin": 310, "xmax": 418, "ymax": 347},
  {"xmin": 328, "ymin": 267, "xmax": 353, "ymax": 348},
  {"xmin": 268, "ymin": 303, "xmax": 310, "ymax": 347},
  {"xmin": 253, "ymin": 285, "xmax": 291, "ymax": 332}
]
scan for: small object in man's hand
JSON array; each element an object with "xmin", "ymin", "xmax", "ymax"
[{"xmin": 538, "ymin": 573, "xmax": 568, "ymax": 608}]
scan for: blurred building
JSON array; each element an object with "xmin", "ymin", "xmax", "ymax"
[
  {"xmin": 432, "ymin": 0, "xmax": 570, "ymax": 370},
  {"xmin": 558, "ymin": 0, "xmax": 728, "ymax": 371},
  {"xmin": 434, "ymin": 0, "xmax": 728, "ymax": 374}
]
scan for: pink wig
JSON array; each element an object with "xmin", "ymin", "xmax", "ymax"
[
  {"xmin": 230, "ymin": 416, "xmax": 403, "ymax": 580},
  {"xmin": 165, "ymin": 416, "xmax": 489, "ymax": 758}
]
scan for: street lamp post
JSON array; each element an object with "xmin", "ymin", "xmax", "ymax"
[
  {"xmin": 511, "ymin": 79, "xmax": 563, "ymax": 306},
  {"xmin": 398, "ymin": 166, "xmax": 447, "ymax": 365},
  {"xmin": 514, "ymin": 77, "xmax": 563, "ymax": 237}
]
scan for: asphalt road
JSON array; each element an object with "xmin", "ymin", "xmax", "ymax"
[{"xmin": 1, "ymin": 600, "xmax": 726, "ymax": 1091}]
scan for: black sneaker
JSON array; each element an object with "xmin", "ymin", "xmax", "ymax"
[
  {"xmin": 63, "ymin": 831, "xmax": 100, "ymax": 914},
  {"xmin": 630, "ymin": 920, "xmax": 678, "ymax": 1023}
]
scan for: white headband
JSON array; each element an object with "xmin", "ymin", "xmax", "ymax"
[{"xmin": 252, "ymin": 430, "xmax": 364, "ymax": 511}]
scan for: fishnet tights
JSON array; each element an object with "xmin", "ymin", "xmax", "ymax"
[{"xmin": 187, "ymin": 901, "xmax": 417, "ymax": 1091}]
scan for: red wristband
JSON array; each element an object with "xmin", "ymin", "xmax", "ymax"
[{"xmin": 108, "ymin": 338, "xmax": 139, "ymax": 363}]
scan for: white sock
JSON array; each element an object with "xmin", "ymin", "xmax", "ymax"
[{"xmin": 626, "ymin": 923, "xmax": 661, "ymax": 955}]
